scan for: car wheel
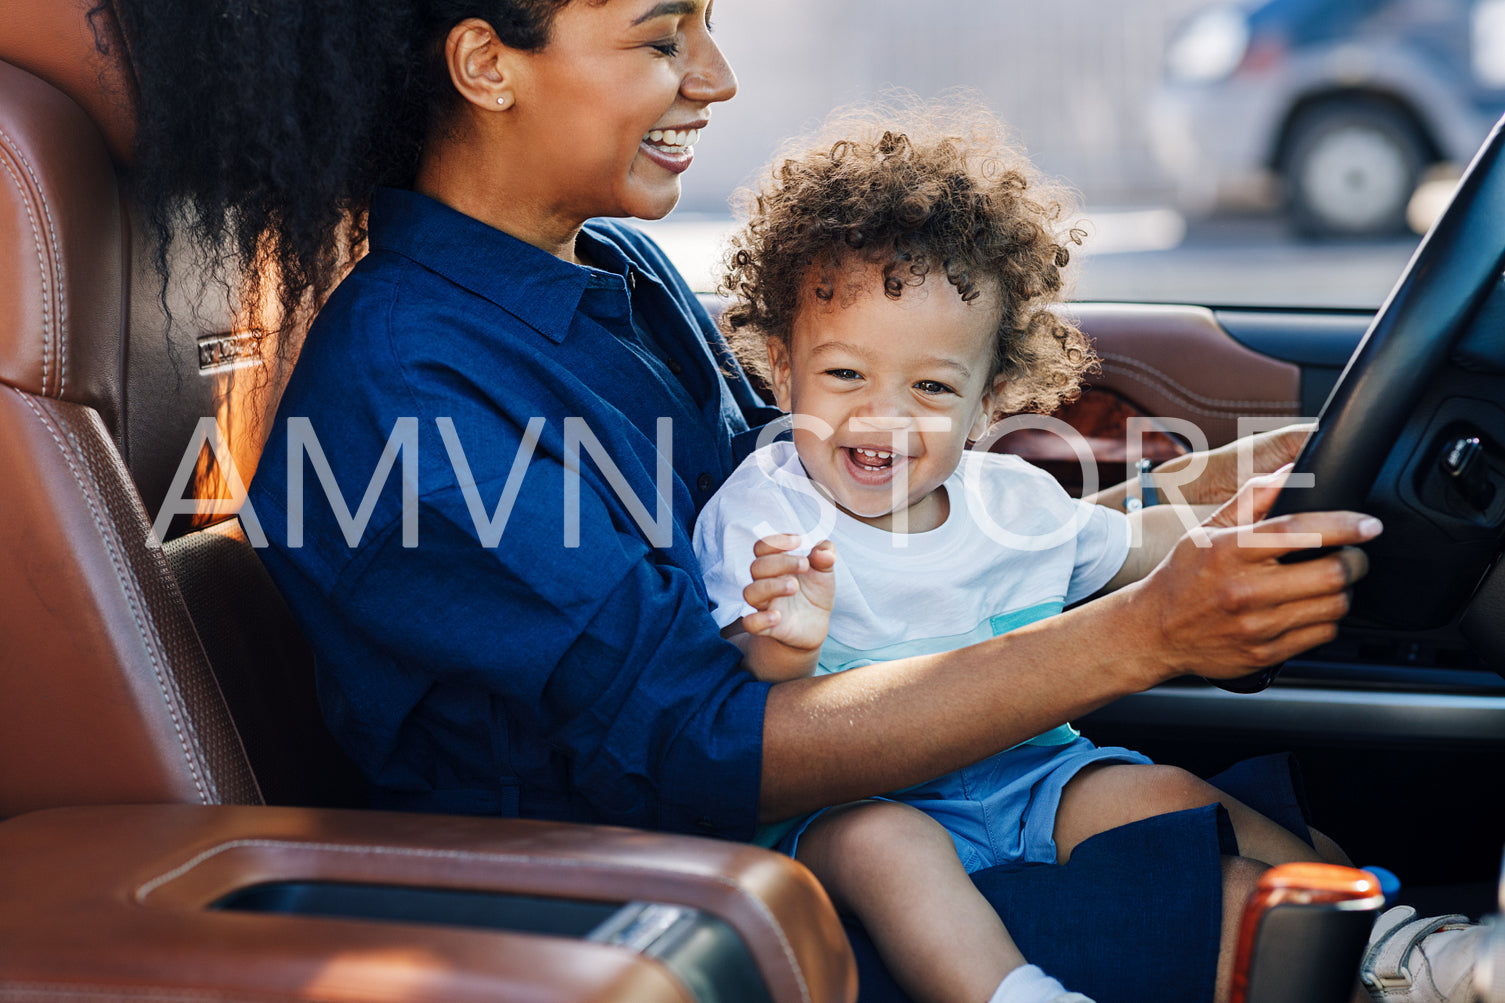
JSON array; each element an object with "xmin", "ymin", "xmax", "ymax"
[{"xmin": 1283, "ymin": 100, "xmax": 1429, "ymax": 238}]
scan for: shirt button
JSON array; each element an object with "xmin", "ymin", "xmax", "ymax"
[
  {"xmin": 697, "ymin": 473, "xmax": 715, "ymax": 493},
  {"xmin": 627, "ymin": 269, "xmax": 638, "ymax": 291},
  {"xmin": 666, "ymin": 357, "xmax": 685, "ymax": 375}
]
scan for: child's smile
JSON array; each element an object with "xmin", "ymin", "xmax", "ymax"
[
  {"xmin": 768, "ymin": 265, "xmax": 1005, "ymax": 534},
  {"xmin": 838, "ymin": 439, "xmax": 911, "ymax": 492},
  {"xmin": 845, "ymin": 445, "xmax": 903, "ymax": 479}
]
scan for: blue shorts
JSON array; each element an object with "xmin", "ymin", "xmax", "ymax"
[
  {"xmin": 844, "ymin": 752, "xmax": 1315, "ymax": 1003},
  {"xmin": 777, "ymin": 736, "xmax": 1152, "ymax": 872}
]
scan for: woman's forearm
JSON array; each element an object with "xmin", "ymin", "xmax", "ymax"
[
  {"xmin": 757, "ymin": 501, "xmax": 1378, "ymax": 822},
  {"xmin": 757, "ymin": 586, "xmax": 1165, "ymax": 822},
  {"xmin": 1097, "ymin": 503, "xmax": 1218, "ymax": 593},
  {"xmin": 1084, "ymin": 423, "xmax": 1314, "ymax": 511}
]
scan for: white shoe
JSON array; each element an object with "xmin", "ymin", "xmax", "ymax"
[{"xmin": 1362, "ymin": 905, "xmax": 1483, "ymax": 1002}]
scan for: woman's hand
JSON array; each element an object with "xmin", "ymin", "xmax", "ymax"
[
  {"xmin": 1127, "ymin": 469, "xmax": 1380, "ymax": 679},
  {"xmin": 1156, "ymin": 422, "xmax": 1315, "ymax": 507}
]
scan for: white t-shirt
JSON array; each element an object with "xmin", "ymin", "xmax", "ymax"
[{"xmin": 693, "ymin": 440, "xmax": 1132, "ymax": 676}]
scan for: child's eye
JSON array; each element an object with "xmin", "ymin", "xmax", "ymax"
[
  {"xmin": 823, "ymin": 368, "xmax": 862, "ymax": 381},
  {"xmin": 914, "ymin": 380, "xmax": 956, "ymax": 395}
]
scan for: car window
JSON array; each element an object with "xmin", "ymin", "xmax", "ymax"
[{"xmin": 639, "ymin": 0, "xmax": 1505, "ymax": 308}]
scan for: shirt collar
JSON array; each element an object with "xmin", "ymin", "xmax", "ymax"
[{"xmin": 366, "ymin": 187, "xmax": 636, "ymax": 344}]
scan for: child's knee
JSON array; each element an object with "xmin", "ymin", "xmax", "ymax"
[{"xmin": 811, "ymin": 800, "xmax": 953, "ymax": 863}]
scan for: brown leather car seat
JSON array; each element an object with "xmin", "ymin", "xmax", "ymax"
[
  {"xmin": 0, "ymin": 7, "xmax": 858, "ymax": 1001},
  {"xmin": 0, "ymin": 0, "xmax": 361, "ymax": 816}
]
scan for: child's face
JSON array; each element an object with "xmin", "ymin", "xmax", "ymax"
[{"xmin": 768, "ymin": 265, "xmax": 1004, "ymax": 533}]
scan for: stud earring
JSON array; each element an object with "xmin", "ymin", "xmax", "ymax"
[{"xmin": 496, "ymin": 95, "xmax": 510, "ymax": 109}]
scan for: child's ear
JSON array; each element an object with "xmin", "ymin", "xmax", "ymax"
[
  {"xmin": 970, "ymin": 375, "xmax": 1007, "ymax": 442},
  {"xmin": 767, "ymin": 338, "xmax": 794, "ymax": 412}
]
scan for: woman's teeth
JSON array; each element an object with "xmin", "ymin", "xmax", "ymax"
[{"xmin": 644, "ymin": 128, "xmax": 700, "ymax": 151}]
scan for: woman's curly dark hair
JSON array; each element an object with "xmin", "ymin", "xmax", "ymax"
[
  {"xmin": 96, "ymin": 0, "xmax": 582, "ymax": 342},
  {"xmin": 720, "ymin": 98, "xmax": 1095, "ymax": 416}
]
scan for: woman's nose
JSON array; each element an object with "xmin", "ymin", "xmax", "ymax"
[{"xmin": 683, "ymin": 33, "xmax": 737, "ymax": 105}]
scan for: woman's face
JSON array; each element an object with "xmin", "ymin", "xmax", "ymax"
[{"xmin": 510, "ymin": 0, "xmax": 735, "ymax": 226}]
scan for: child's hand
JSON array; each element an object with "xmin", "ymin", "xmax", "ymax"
[{"xmin": 740, "ymin": 534, "xmax": 836, "ymax": 652}]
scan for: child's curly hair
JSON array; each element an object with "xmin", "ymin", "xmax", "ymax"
[{"xmin": 720, "ymin": 97, "xmax": 1095, "ymax": 417}]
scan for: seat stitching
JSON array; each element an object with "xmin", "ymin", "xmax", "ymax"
[
  {"xmin": 0, "ymin": 137, "xmax": 51, "ymax": 395},
  {"xmin": 1099, "ymin": 352, "xmax": 1296, "ymax": 408},
  {"xmin": 136, "ymin": 838, "xmax": 811, "ymax": 1003},
  {"xmin": 0, "ymin": 130, "xmax": 67, "ymax": 396},
  {"xmin": 1098, "ymin": 353, "xmax": 1299, "ymax": 418},
  {"xmin": 15, "ymin": 391, "xmax": 210, "ymax": 804}
]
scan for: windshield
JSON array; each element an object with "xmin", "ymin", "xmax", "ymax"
[{"xmin": 640, "ymin": 0, "xmax": 1505, "ymax": 308}]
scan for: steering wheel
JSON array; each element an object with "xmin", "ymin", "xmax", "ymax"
[{"xmin": 1217, "ymin": 112, "xmax": 1505, "ymax": 693}]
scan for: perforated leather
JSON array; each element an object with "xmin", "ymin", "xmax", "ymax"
[{"xmin": 0, "ymin": 389, "xmax": 259, "ymax": 813}]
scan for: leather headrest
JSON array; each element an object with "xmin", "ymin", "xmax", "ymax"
[
  {"xmin": 0, "ymin": 58, "xmax": 125, "ymax": 435},
  {"xmin": 0, "ymin": 0, "xmax": 286, "ymax": 530},
  {"xmin": 0, "ymin": 0, "xmax": 134, "ymax": 165}
]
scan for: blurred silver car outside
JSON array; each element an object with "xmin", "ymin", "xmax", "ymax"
[{"xmin": 1150, "ymin": 0, "xmax": 1505, "ymax": 237}]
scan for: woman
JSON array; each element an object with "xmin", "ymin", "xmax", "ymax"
[{"xmin": 106, "ymin": 2, "xmax": 1437, "ymax": 1001}]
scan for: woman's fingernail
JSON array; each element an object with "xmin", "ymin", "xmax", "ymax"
[{"xmin": 1359, "ymin": 516, "xmax": 1383, "ymax": 539}]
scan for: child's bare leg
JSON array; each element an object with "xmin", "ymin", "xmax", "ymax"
[
  {"xmin": 1052, "ymin": 763, "xmax": 1328, "ymax": 866},
  {"xmin": 1054, "ymin": 764, "xmax": 1365, "ymax": 1003},
  {"xmin": 1310, "ymin": 826, "xmax": 1354, "ymax": 866},
  {"xmin": 1214, "ymin": 856, "xmax": 1270, "ymax": 1003},
  {"xmin": 796, "ymin": 799, "xmax": 1026, "ymax": 1003}
]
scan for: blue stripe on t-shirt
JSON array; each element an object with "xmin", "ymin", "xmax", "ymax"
[{"xmin": 817, "ymin": 600, "xmax": 1078, "ymax": 747}]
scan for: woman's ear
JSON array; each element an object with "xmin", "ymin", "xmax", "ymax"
[
  {"xmin": 767, "ymin": 338, "xmax": 794, "ymax": 413},
  {"xmin": 445, "ymin": 18, "xmax": 518, "ymax": 113}
]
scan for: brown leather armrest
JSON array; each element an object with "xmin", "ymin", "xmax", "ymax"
[{"xmin": 0, "ymin": 804, "xmax": 856, "ymax": 1003}]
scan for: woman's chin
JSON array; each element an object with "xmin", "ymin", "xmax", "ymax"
[{"xmin": 627, "ymin": 187, "xmax": 682, "ymax": 222}]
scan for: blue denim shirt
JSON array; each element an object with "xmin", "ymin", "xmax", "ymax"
[{"xmin": 248, "ymin": 187, "xmax": 781, "ymax": 839}]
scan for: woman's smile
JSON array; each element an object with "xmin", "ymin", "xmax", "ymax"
[{"xmin": 639, "ymin": 122, "xmax": 705, "ymax": 173}]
